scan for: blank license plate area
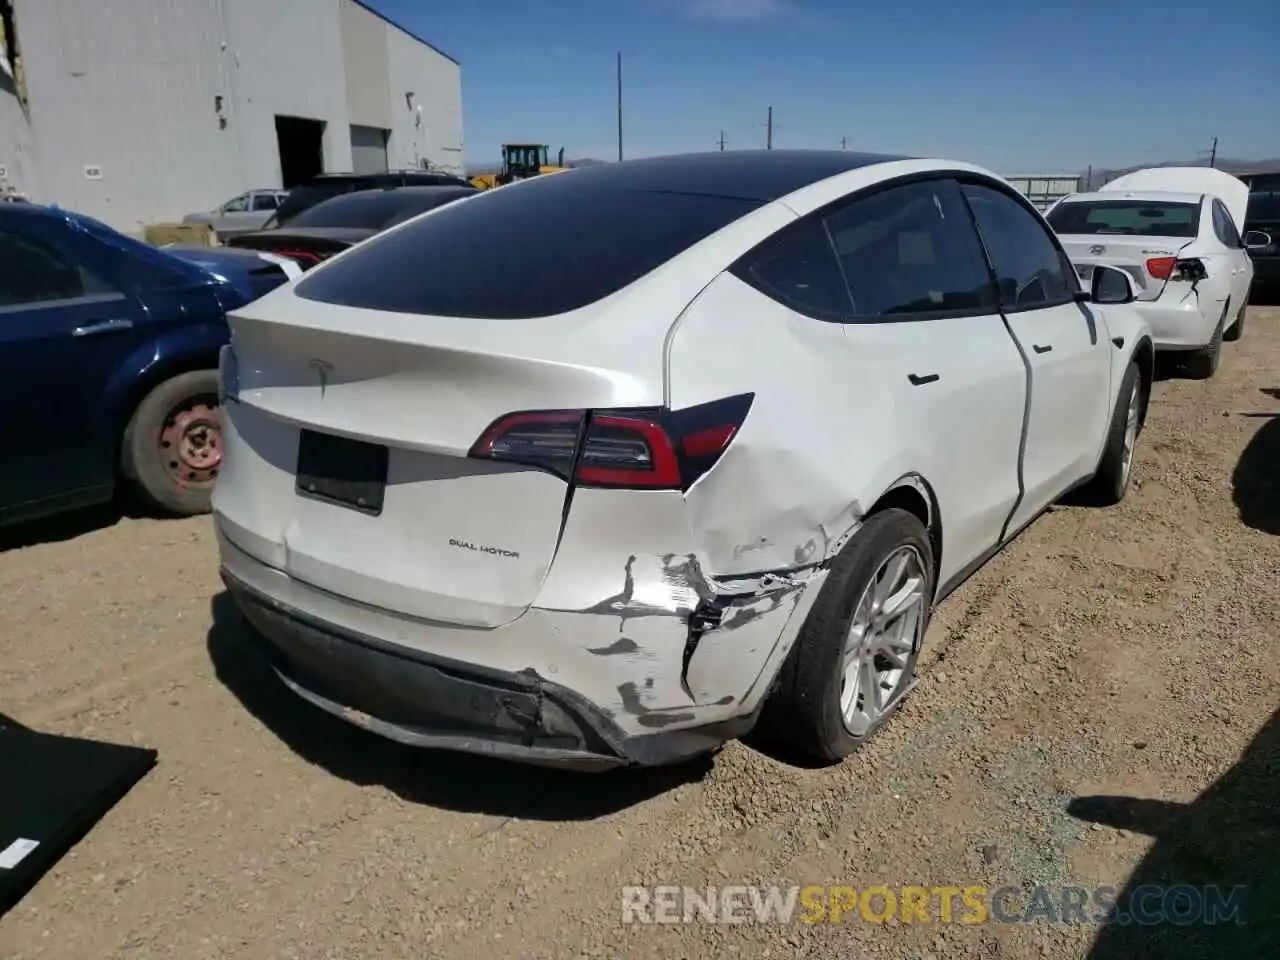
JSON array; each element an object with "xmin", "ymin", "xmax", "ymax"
[{"xmin": 295, "ymin": 429, "xmax": 388, "ymax": 515}]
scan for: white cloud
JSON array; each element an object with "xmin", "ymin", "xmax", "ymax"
[{"xmin": 673, "ymin": 0, "xmax": 793, "ymax": 22}]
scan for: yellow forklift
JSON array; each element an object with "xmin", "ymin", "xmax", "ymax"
[{"xmin": 469, "ymin": 144, "xmax": 567, "ymax": 190}]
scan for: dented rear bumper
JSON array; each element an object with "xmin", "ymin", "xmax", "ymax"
[{"xmin": 217, "ymin": 524, "xmax": 827, "ymax": 770}]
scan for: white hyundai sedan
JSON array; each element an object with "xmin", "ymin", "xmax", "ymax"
[
  {"xmin": 1045, "ymin": 166, "xmax": 1269, "ymax": 379},
  {"xmin": 213, "ymin": 151, "xmax": 1154, "ymax": 771}
]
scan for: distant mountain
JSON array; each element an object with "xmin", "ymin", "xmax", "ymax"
[{"xmin": 1081, "ymin": 157, "xmax": 1280, "ymax": 189}]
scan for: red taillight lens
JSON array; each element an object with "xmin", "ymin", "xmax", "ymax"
[
  {"xmin": 468, "ymin": 394, "xmax": 753, "ymax": 490},
  {"xmin": 271, "ymin": 249, "xmax": 327, "ymax": 269},
  {"xmin": 575, "ymin": 415, "xmax": 682, "ymax": 488},
  {"xmin": 1146, "ymin": 256, "xmax": 1176, "ymax": 279},
  {"xmin": 469, "ymin": 410, "xmax": 584, "ymax": 478}
]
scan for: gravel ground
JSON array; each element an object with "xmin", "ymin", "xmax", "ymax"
[{"xmin": 2, "ymin": 307, "xmax": 1278, "ymax": 960}]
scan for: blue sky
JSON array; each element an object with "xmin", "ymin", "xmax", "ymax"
[{"xmin": 370, "ymin": 0, "xmax": 1278, "ymax": 173}]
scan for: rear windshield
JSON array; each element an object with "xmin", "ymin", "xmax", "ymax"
[
  {"xmin": 289, "ymin": 189, "xmax": 474, "ymax": 230},
  {"xmin": 295, "ymin": 175, "xmax": 762, "ymax": 318},
  {"xmin": 1046, "ymin": 200, "xmax": 1200, "ymax": 238},
  {"xmin": 275, "ymin": 182, "xmax": 364, "ymax": 224}
]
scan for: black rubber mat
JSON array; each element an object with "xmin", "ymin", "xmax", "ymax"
[{"xmin": 0, "ymin": 713, "xmax": 156, "ymax": 916}]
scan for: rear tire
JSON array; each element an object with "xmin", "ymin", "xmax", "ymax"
[
  {"xmin": 1223, "ymin": 300, "xmax": 1247, "ymax": 342},
  {"xmin": 760, "ymin": 509, "xmax": 934, "ymax": 763},
  {"xmin": 1185, "ymin": 303, "xmax": 1226, "ymax": 379},
  {"xmin": 122, "ymin": 370, "xmax": 221, "ymax": 516},
  {"xmin": 1082, "ymin": 361, "xmax": 1142, "ymax": 506}
]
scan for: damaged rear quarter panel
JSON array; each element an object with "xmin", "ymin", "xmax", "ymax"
[
  {"xmin": 666, "ymin": 271, "xmax": 921, "ymax": 573},
  {"xmin": 533, "ymin": 488, "xmax": 820, "ymax": 733}
]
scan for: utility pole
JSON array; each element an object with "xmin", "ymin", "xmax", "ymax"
[
  {"xmin": 766, "ymin": 106, "xmax": 772, "ymax": 150},
  {"xmin": 840, "ymin": 136, "xmax": 847, "ymax": 150},
  {"xmin": 1208, "ymin": 136, "xmax": 1217, "ymax": 168},
  {"xmin": 1085, "ymin": 165, "xmax": 1092, "ymax": 191},
  {"xmin": 717, "ymin": 130, "xmax": 726, "ymax": 151},
  {"xmin": 616, "ymin": 51, "xmax": 623, "ymax": 163}
]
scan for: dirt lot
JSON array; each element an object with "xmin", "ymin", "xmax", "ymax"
[{"xmin": 2, "ymin": 308, "xmax": 1278, "ymax": 960}]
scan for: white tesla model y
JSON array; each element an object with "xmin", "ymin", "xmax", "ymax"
[{"xmin": 214, "ymin": 151, "xmax": 1154, "ymax": 771}]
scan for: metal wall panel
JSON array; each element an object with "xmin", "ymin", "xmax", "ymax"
[
  {"xmin": 5, "ymin": 0, "xmax": 238, "ymax": 231},
  {"xmin": 1, "ymin": 0, "xmax": 465, "ymax": 230},
  {"xmin": 384, "ymin": 20, "xmax": 464, "ymax": 174},
  {"xmin": 338, "ymin": 0, "xmax": 391, "ymax": 130},
  {"xmin": 349, "ymin": 124, "xmax": 389, "ymax": 173}
]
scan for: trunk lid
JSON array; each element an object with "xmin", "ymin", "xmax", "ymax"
[
  {"xmin": 1057, "ymin": 234, "xmax": 1193, "ymax": 300},
  {"xmin": 228, "ymin": 229, "xmax": 370, "ymax": 270},
  {"xmin": 220, "ymin": 286, "xmax": 682, "ymax": 627},
  {"xmin": 1101, "ymin": 167, "xmax": 1249, "ymax": 233}
]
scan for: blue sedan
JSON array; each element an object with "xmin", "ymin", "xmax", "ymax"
[{"xmin": 0, "ymin": 203, "xmax": 292, "ymax": 526}]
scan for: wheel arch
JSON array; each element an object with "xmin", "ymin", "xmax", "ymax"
[
  {"xmin": 114, "ymin": 349, "xmax": 222, "ymax": 479},
  {"xmin": 865, "ymin": 473, "xmax": 943, "ymax": 587}
]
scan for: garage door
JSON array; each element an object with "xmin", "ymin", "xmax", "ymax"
[{"xmin": 350, "ymin": 125, "xmax": 389, "ymax": 174}]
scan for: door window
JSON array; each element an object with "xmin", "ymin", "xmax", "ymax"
[
  {"xmin": 1212, "ymin": 199, "xmax": 1243, "ymax": 248},
  {"xmin": 0, "ymin": 230, "xmax": 110, "ymax": 307},
  {"xmin": 252, "ymin": 193, "xmax": 280, "ymax": 212},
  {"xmin": 825, "ymin": 179, "xmax": 997, "ymax": 319},
  {"xmin": 961, "ymin": 182, "xmax": 1078, "ymax": 310},
  {"xmin": 733, "ymin": 177, "xmax": 998, "ymax": 321}
]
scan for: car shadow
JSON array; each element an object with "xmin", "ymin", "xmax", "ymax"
[
  {"xmin": 0, "ymin": 501, "xmax": 127, "ymax": 552},
  {"xmin": 1152, "ymin": 353, "xmax": 1182, "ymax": 383},
  {"xmin": 205, "ymin": 592, "xmax": 712, "ymax": 819},
  {"xmin": 1067, "ymin": 708, "xmax": 1278, "ymax": 957},
  {"xmin": 1231, "ymin": 407, "xmax": 1280, "ymax": 535}
]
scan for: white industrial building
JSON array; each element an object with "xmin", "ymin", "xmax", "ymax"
[{"xmin": 0, "ymin": 0, "xmax": 464, "ymax": 232}]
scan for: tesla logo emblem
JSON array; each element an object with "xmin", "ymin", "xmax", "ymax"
[
  {"xmin": 1088, "ymin": 245, "xmax": 1106, "ymax": 255},
  {"xmin": 309, "ymin": 359, "xmax": 333, "ymax": 397}
]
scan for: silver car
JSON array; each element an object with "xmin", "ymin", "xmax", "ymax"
[{"xmin": 183, "ymin": 189, "xmax": 289, "ymax": 240}]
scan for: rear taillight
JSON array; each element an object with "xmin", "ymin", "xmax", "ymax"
[
  {"xmin": 1174, "ymin": 258, "xmax": 1207, "ymax": 282},
  {"xmin": 271, "ymin": 249, "xmax": 327, "ymax": 269},
  {"xmin": 468, "ymin": 394, "xmax": 753, "ymax": 490},
  {"xmin": 1147, "ymin": 256, "xmax": 1207, "ymax": 282}
]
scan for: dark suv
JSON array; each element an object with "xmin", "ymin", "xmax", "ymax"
[
  {"xmin": 271, "ymin": 170, "xmax": 472, "ymax": 227},
  {"xmin": 1243, "ymin": 173, "xmax": 1280, "ymax": 297}
]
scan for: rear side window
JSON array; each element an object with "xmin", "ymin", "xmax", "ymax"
[
  {"xmin": 296, "ymin": 177, "xmax": 762, "ymax": 318},
  {"xmin": 0, "ymin": 230, "xmax": 114, "ymax": 306},
  {"xmin": 734, "ymin": 219, "xmax": 851, "ymax": 321},
  {"xmin": 1046, "ymin": 199, "xmax": 1200, "ymax": 238},
  {"xmin": 1212, "ymin": 199, "xmax": 1242, "ymax": 248}
]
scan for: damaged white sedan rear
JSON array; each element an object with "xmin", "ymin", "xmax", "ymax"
[
  {"xmin": 1045, "ymin": 166, "xmax": 1267, "ymax": 378},
  {"xmin": 214, "ymin": 151, "xmax": 1154, "ymax": 770}
]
